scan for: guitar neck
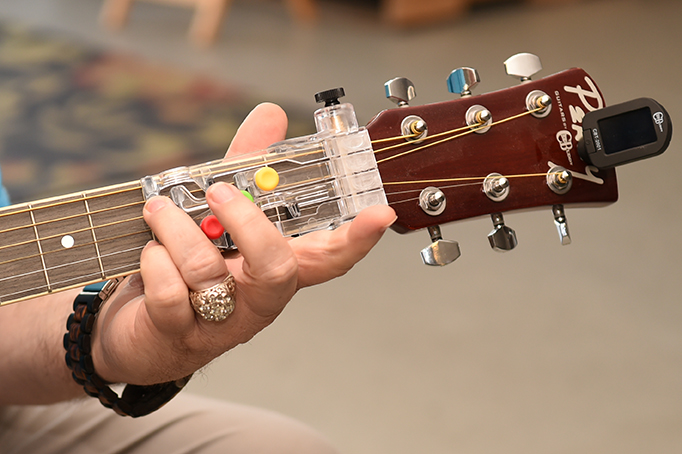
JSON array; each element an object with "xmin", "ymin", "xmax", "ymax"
[{"xmin": 0, "ymin": 181, "xmax": 151, "ymax": 305}]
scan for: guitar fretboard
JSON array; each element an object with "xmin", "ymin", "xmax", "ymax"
[{"xmin": 0, "ymin": 181, "xmax": 151, "ymax": 305}]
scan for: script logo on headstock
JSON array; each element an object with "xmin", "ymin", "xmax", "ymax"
[{"xmin": 553, "ymin": 76, "xmax": 605, "ymax": 166}]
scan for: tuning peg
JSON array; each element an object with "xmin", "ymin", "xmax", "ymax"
[
  {"xmin": 384, "ymin": 77, "xmax": 416, "ymax": 107},
  {"xmin": 504, "ymin": 53, "xmax": 542, "ymax": 82},
  {"xmin": 487, "ymin": 213, "xmax": 518, "ymax": 251},
  {"xmin": 447, "ymin": 67, "xmax": 480, "ymax": 97},
  {"xmin": 420, "ymin": 225, "xmax": 461, "ymax": 266},
  {"xmin": 552, "ymin": 204, "xmax": 572, "ymax": 245}
]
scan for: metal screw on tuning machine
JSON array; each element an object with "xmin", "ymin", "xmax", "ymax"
[
  {"xmin": 547, "ymin": 166, "xmax": 573, "ymax": 195},
  {"xmin": 401, "ymin": 115, "xmax": 428, "ymax": 143},
  {"xmin": 385, "ymin": 77, "xmax": 416, "ymax": 107},
  {"xmin": 447, "ymin": 67, "xmax": 480, "ymax": 97},
  {"xmin": 465, "ymin": 105, "xmax": 492, "ymax": 134},
  {"xmin": 488, "ymin": 213, "xmax": 518, "ymax": 252},
  {"xmin": 483, "ymin": 173, "xmax": 510, "ymax": 202},
  {"xmin": 504, "ymin": 53, "xmax": 542, "ymax": 82},
  {"xmin": 526, "ymin": 90, "xmax": 552, "ymax": 118},
  {"xmin": 420, "ymin": 225, "xmax": 461, "ymax": 266},
  {"xmin": 419, "ymin": 187, "xmax": 446, "ymax": 216}
]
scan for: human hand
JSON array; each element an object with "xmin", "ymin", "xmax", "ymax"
[{"xmin": 91, "ymin": 103, "xmax": 396, "ymax": 386}]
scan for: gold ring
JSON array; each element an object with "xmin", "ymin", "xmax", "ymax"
[{"xmin": 188, "ymin": 273, "xmax": 236, "ymax": 322}]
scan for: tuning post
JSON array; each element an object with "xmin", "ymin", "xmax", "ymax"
[
  {"xmin": 401, "ymin": 115, "xmax": 428, "ymax": 143},
  {"xmin": 547, "ymin": 165, "xmax": 573, "ymax": 194},
  {"xmin": 420, "ymin": 225, "xmax": 461, "ymax": 266},
  {"xmin": 385, "ymin": 77, "xmax": 416, "ymax": 107},
  {"xmin": 419, "ymin": 186, "xmax": 446, "ymax": 216},
  {"xmin": 526, "ymin": 90, "xmax": 552, "ymax": 118},
  {"xmin": 483, "ymin": 173, "xmax": 510, "ymax": 202},
  {"xmin": 504, "ymin": 53, "xmax": 542, "ymax": 83},
  {"xmin": 552, "ymin": 204, "xmax": 572, "ymax": 245},
  {"xmin": 466, "ymin": 105, "xmax": 492, "ymax": 133},
  {"xmin": 487, "ymin": 212, "xmax": 518, "ymax": 252},
  {"xmin": 447, "ymin": 67, "xmax": 480, "ymax": 97}
]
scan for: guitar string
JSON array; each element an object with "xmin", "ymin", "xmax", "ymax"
[
  {"xmin": 0, "ymin": 102, "xmax": 544, "ymax": 236},
  {"xmin": 0, "ymin": 106, "xmax": 551, "ymax": 286},
  {"xmin": 0, "ymin": 104, "xmax": 545, "ymax": 228},
  {"xmin": 0, "ymin": 166, "xmax": 564, "ymax": 267},
  {"xmin": 0, "ymin": 249, "xmax": 144, "ymax": 300},
  {"xmin": 373, "ymin": 108, "xmax": 541, "ymax": 164}
]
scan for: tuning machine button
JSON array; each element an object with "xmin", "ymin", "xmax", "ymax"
[
  {"xmin": 547, "ymin": 166, "xmax": 572, "ymax": 194},
  {"xmin": 447, "ymin": 67, "xmax": 480, "ymax": 97},
  {"xmin": 483, "ymin": 173, "xmax": 510, "ymax": 202},
  {"xmin": 420, "ymin": 225, "xmax": 461, "ymax": 266},
  {"xmin": 488, "ymin": 213, "xmax": 517, "ymax": 251},
  {"xmin": 504, "ymin": 53, "xmax": 542, "ymax": 82},
  {"xmin": 552, "ymin": 204, "xmax": 571, "ymax": 245},
  {"xmin": 385, "ymin": 77, "xmax": 416, "ymax": 107}
]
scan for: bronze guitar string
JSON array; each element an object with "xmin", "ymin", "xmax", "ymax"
[{"xmin": 0, "ymin": 105, "xmax": 553, "ymax": 302}]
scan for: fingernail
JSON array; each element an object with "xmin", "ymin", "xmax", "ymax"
[
  {"xmin": 145, "ymin": 196, "xmax": 169, "ymax": 213},
  {"xmin": 381, "ymin": 215, "xmax": 398, "ymax": 232},
  {"xmin": 208, "ymin": 182, "xmax": 236, "ymax": 204}
]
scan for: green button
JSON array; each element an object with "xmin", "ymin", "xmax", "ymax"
[{"xmin": 240, "ymin": 190, "xmax": 254, "ymax": 202}]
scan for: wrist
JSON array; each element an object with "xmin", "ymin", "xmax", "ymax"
[{"xmin": 65, "ymin": 277, "xmax": 191, "ymax": 417}]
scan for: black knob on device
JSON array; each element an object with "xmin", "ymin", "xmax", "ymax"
[{"xmin": 314, "ymin": 87, "xmax": 345, "ymax": 107}]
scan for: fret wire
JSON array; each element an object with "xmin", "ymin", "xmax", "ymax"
[
  {"xmin": 0, "ymin": 246, "xmax": 145, "ymax": 301},
  {"xmin": 0, "ymin": 169, "xmax": 559, "ymax": 262},
  {"xmin": 28, "ymin": 203, "xmax": 51, "ymax": 292},
  {"xmin": 0, "ymin": 183, "xmax": 143, "ymax": 221},
  {"xmin": 0, "ymin": 105, "xmax": 543, "ymax": 231},
  {"xmin": 0, "ymin": 147, "xmax": 327, "ymax": 222},
  {"xmin": 0, "ymin": 213, "xmax": 146, "ymax": 254},
  {"xmin": 1, "ymin": 105, "xmax": 553, "ymax": 306},
  {"xmin": 83, "ymin": 194, "xmax": 106, "ymax": 280},
  {"xmin": 0, "ymin": 244, "xmax": 144, "ymax": 286},
  {"xmin": 0, "ymin": 222, "xmax": 152, "ymax": 268},
  {"xmin": 0, "ymin": 199, "xmax": 145, "ymax": 237}
]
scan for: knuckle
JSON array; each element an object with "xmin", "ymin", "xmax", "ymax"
[
  {"xmin": 179, "ymin": 245, "xmax": 226, "ymax": 286},
  {"xmin": 254, "ymin": 254, "xmax": 298, "ymax": 286},
  {"xmin": 148, "ymin": 281, "xmax": 188, "ymax": 306}
]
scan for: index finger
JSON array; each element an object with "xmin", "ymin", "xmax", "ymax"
[
  {"xmin": 225, "ymin": 103, "xmax": 288, "ymax": 157},
  {"xmin": 206, "ymin": 182, "xmax": 296, "ymax": 282}
]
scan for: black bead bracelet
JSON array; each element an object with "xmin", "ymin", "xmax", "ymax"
[{"xmin": 64, "ymin": 278, "xmax": 191, "ymax": 417}]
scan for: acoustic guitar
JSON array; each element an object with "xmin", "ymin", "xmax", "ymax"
[{"xmin": 0, "ymin": 53, "xmax": 630, "ymax": 306}]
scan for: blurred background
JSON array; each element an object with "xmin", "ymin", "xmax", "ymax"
[{"xmin": 0, "ymin": 0, "xmax": 680, "ymax": 453}]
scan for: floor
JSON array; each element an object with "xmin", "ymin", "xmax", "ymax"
[{"xmin": 1, "ymin": 0, "xmax": 681, "ymax": 453}]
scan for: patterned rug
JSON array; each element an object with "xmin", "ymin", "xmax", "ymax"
[{"xmin": 0, "ymin": 23, "xmax": 314, "ymax": 203}]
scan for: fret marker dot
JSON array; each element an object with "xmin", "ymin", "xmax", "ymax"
[{"xmin": 61, "ymin": 235, "xmax": 75, "ymax": 249}]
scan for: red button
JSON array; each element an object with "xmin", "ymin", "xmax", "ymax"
[{"xmin": 200, "ymin": 215, "xmax": 224, "ymax": 240}]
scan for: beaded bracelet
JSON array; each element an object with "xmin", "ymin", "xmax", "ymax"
[{"xmin": 64, "ymin": 278, "xmax": 191, "ymax": 417}]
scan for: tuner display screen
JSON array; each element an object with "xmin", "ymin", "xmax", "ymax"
[{"xmin": 598, "ymin": 107, "xmax": 658, "ymax": 155}]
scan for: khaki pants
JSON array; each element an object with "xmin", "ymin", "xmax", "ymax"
[{"xmin": 0, "ymin": 393, "xmax": 337, "ymax": 454}]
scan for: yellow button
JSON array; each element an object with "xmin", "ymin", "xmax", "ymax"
[{"xmin": 254, "ymin": 166, "xmax": 279, "ymax": 191}]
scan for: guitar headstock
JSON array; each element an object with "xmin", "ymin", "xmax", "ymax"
[{"xmin": 366, "ymin": 54, "xmax": 618, "ymax": 264}]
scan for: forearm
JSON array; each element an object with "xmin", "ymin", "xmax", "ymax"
[{"xmin": 0, "ymin": 289, "xmax": 84, "ymax": 405}]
